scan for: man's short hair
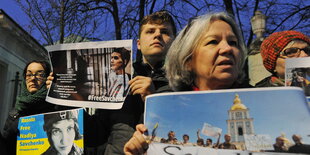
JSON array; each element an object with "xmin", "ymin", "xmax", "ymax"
[{"xmin": 139, "ymin": 10, "xmax": 176, "ymax": 37}]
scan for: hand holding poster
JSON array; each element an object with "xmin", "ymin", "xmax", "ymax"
[
  {"xmin": 45, "ymin": 40, "xmax": 132, "ymax": 109},
  {"xmin": 285, "ymin": 57, "xmax": 310, "ymax": 97},
  {"xmin": 17, "ymin": 108, "xmax": 84, "ymax": 155},
  {"xmin": 144, "ymin": 87, "xmax": 310, "ymax": 154}
]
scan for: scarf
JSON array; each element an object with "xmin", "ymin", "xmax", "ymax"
[{"xmin": 14, "ymin": 80, "xmax": 53, "ymax": 115}]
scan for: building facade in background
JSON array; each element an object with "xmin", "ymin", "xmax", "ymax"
[{"xmin": 0, "ymin": 9, "xmax": 47, "ymax": 129}]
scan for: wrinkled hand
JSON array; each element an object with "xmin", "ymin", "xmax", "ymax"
[
  {"xmin": 46, "ymin": 72, "xmax": 54, "ymax": 89},
  {"xmin": 124, "ymin": 124, "xmax": 148, "ymax": 155},
  {"xmin": 129, "ymin": 76, "xmax": 155, "ymax": 101}
]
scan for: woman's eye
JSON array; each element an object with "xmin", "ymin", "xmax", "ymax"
[
  {"xmin": 229, "ymin": 40, "xmax": 238, "ymax": 46},
  {"xmin": 207, "ymin": 40, "xmax": 218, "ymax": 45},
  {"xmin": 51, "ymin": 129, "xmax": 60, "ymax": 136},
  {"xmin": 68, "ymin": 126, "xmax": 74, "ymax": 132}
]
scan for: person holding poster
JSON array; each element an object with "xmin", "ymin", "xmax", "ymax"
[
  {"xmin": 42, "ymin": 110, "xmax": 83, "ymax": 155},
  {"xmin": 102, "ymin": 10, "xmax": 176, "ymax": 154},
  {"xmin": 124, "ymin": 11, "xmax": 248, "ymax": 154},
  {"xmin": 107, "ymin": 47, "xmax": 131, "ymax": 98},
  {"xmin": 256, "ymin": 30, "xmax": 310, "ymax": 87},
  {"xmin": 46, "ymin": 10, "xmax": 176, "ymax": 155},
  {"xmin": 2, "ymin": 60, "xmax": 58, "ymax": 155}
]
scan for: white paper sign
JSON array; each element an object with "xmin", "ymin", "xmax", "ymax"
[
  {"xmin": 244, "ymin": 134, "xmax": 273, "ymax": 151},
  {"xmin": 201, "ymin": 123, "xmax": 222, "ymax": 138}
]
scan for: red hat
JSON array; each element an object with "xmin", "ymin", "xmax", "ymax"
[{"xmin": 260, "ymin": 30, "xmax": 310, "ymax": 73}]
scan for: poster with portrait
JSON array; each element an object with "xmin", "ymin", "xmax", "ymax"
[
  {"xmin": 16, "ymin": 108, "xmax": 84, "ymax": 155},
  {"xmin": 46, "ymin": 40, "xmax": 132, "ymax": 109},
  {"xmin": 144, "ymin": 87, "xmax": 310, "ymax": 154},
  {"xmin": 285, "ymin": 57, "xmax": 310, "ymax": 100}
]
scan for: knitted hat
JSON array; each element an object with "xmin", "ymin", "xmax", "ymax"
[{"xmin": 260, "ymin": 30, "xmax": 310, "ymax": 73}]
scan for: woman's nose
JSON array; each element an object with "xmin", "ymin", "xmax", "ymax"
[{"xmin": 219, "ymin": 41, "xmax": 233, "ymax": 54}]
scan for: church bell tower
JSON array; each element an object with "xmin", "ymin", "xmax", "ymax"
[{"xmin": 227, "ymin": 94, "xmax": 255, "ymax": 149}]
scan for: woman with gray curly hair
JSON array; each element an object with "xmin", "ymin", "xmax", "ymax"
[
  {"xmin": 124, "ymin": 12, "xmax": 249, "ymax": 155},
  {"xmin": 165, "ymin": 12, "xmax": 247, "ymax": 91}
]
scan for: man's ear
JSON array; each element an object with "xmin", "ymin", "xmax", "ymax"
[{"xmin": 137, "ymin": 39, "xmax": 141, "ymax": 50}]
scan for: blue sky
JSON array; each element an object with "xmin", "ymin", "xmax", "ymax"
[
  {"xmin": 145, "ymin": 87, "xmax": 310, "ymax": 144},
  {"xmin": 0, "ymin": 0, "xmax": 29, "ymax": 28}
]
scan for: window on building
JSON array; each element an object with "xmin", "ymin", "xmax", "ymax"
[{"xmin": 238, "ymin": 127, "xmax": 243, "ymax": 136}]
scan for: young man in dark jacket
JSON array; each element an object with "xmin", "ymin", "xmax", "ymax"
[{"xmin": 85, "ymin": 11, "xmax": 176, "ymax": 155}]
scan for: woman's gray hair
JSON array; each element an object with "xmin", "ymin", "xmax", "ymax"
[{"xmin": 165, "ymin": 12, "xmax": 247, "ymax": 91}]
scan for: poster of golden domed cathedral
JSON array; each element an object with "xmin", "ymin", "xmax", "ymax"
[{"xmin": 144, "ymin": 87, "xmax": 310, "ymax": 154}]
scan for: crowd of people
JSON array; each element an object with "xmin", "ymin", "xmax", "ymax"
[
  {"xmin": 156, "ymin": 130, "xmax": 236, "ymax": 150},
  {"xmin": 273, "ymin": 135, "xmax": 310, "ymax": 154},
  {"xmin": 0, "ymin": 9, "xmax": 309, "ymax": 155}
]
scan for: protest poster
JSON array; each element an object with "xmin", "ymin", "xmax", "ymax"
[
  {"xmin": 16, "ymin": 108, "xmax": 84, "ymax": 155},
  {"xmin": 285, "ymin": 57, "xmax": 310, "ymax": 97},
  {"xmin": 144, "ymin": 87, "xmax": 310, "ymax": 154},
  {"xmin": 244, "ymin": 134, "xmax": 273, "ymax": 151},
  {"xmin": 201, "ymin": 123, "xmax": 222, "ymax": 138},
  {"xmin": 46, "ymin": 40, "xmax": 132, "ymax": 109}
]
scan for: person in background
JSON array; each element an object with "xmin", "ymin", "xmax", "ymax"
[
  {"xmin": 205, "ymin": 138, "xmax": 213, "ymax": 148},
  {"xmin": 164, "ymin": 131, "xmax": 178, "ymax": 144},
  {"xmin": 218, "ymin": 134, "xmax": 237, "ymax": 150},
  {"xmin": 273, "ymin": 136, "xmax": 288, "ymax": 152},
  {"xmin": 196, "ymin": 138, "xmax": 204, "ymax": 147},
  {"xmin": 42, "ymin": 110, "xmax": 83, "ymax": 155},
  {"xmin": 124, "ymin": 11, "xmax": 248, "ymax": 154},
  {"xmin": 288, "ymin": 134, "xmax": 310, "ymax": 154},
  {"xmin": 256, "ymin": 30, "xmax": 310, "ymax": 87},
  {"xmin": 1, "ymin": 60, "xmax": 58, "ymax": 155},
  {"xmin": 181, "ymin": 134, "xmax": 193, "ymax": 146}
]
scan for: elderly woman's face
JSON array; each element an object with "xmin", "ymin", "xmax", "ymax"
[
  {"xmin": 25, "ymin": 62, "xmax": 46, "ymax": 93},
  {"xmin": 276, "ymin": 41, "xmax": 309, "ymax": 79},
  {"xmin": 111, "ymin": 52, "xmax": 124, "ymax": 73},
  {"xmin": 190, "ymin": 20, "xmax": 241, "ymax": 90},
  {"xmin": 51, "ymin": 119, "xmax": 75, "ymax": 155}
]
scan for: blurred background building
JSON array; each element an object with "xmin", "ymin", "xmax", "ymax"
[
  {"xmin": 0, "ymin": 9, "xmax": 47, "ymax": 129},
  {"xmin": 248, "ymin": 11, "xmax": 271, "ymax": 86}
]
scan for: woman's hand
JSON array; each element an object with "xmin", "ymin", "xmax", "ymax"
[{"xmin": 124, "ymin": 124, "xmax": 149, "ymax": 155}]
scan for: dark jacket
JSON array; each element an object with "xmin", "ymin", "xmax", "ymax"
[
  {"xmin": 289, "ymin": 143, "xmax": 310, "ymax": 154},
  {"xmin": 1, "ymin": 82, "xmax": 59, "ymax": 155},
  {"xmin": 84, "ymin": 59, "xmax": 171, "ymax": 155}
]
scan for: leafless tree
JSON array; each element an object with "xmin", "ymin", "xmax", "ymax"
[
  {"xmin": 16, "ymin": 0, "xmax": 309, "ymax": 48},
  {"xmin": 15, "ymin": 0, "xmax": 100, "ymax": 45}
]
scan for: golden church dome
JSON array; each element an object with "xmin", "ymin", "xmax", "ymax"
[{"xmin": 230, "ymin": 94, "xmax": 247, "ymax": 110}]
